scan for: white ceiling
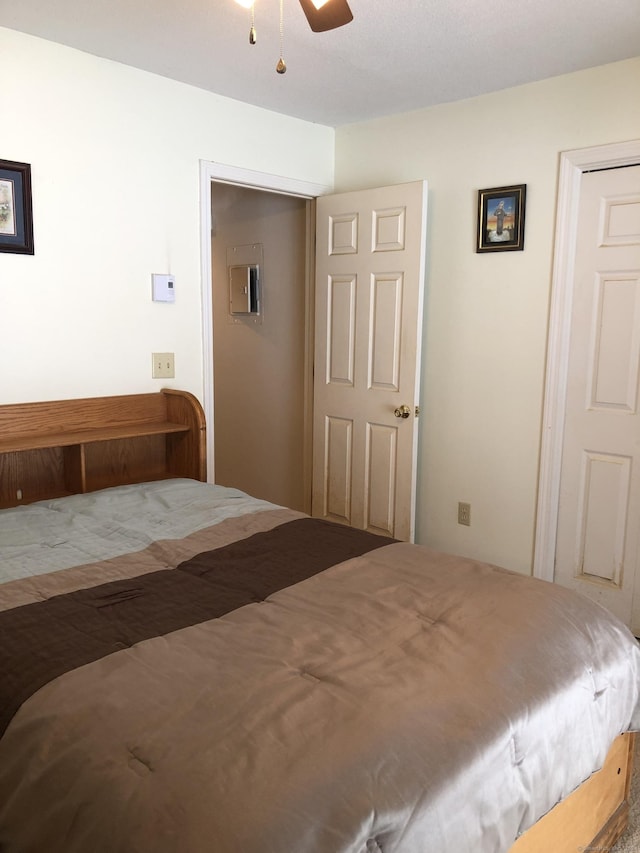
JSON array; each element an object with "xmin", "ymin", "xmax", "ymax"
[{"xmin": 2, "ymin": 0, "xmax": 639, "ymax": 127}]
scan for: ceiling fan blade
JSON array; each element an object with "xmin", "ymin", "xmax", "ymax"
[{"xmin": 298, "ymin": 0, "xmax": 353, "ymax": 32}]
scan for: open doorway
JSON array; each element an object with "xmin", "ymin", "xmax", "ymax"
[
  {"xmin": 199, "ymin": 163, "xmax": 331, "ymax": 514},
  {"xmin": 210, "ymin": 182, "xmax": 309, "ymax": 511},
  {"xmin": 200, "ymin": 164, "xmax": 428, "ymax": 540}
]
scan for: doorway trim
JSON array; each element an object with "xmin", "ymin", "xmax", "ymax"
[
  {"xmin": 533, "ymin": 139, "xmax": 640, "ymax": 582},
  {"xmin": 199, "ymin": 160, "xmax": 331, "ymax": 499}
]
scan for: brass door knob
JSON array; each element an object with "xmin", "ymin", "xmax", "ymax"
[{"xmin": 394, "ymin": 405, "xmax": 411, "ymax": 419}]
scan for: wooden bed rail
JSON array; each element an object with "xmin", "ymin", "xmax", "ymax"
[
  {"xmin": 0, "ymin": 389, "xmax": 206, "ymax": 508},
  {"xmin": 510, "ymin": 731, "xmax": 635, "ymax": 853}
]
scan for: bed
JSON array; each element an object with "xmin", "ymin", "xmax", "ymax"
[{"xmin": 0, "ymin": 390, "xmax": 639, "ymax": 853}]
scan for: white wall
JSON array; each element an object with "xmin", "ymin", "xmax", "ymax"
[
  {"xmin": 334, "ymin": 58, "xmax": 640, "ymax": 574},
  {"xmin": 0, "ymin": 28, "xmax": 333, "ymax": 405}
]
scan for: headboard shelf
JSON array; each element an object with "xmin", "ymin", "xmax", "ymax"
[
  {"xmin": 0, "ymin": 421, "xmax": 190, "ymax": 455},
  {"xmin": 0, "ymin": 389, "xmax": 206, "ymax": 509}
]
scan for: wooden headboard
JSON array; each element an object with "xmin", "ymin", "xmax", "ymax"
[{"xmin": 0, "ymin": 389, "xmax": 206, "ymax": 509}]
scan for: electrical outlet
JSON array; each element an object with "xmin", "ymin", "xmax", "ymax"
[
  {"xmin": 458, "ymin": 501, "xmax": 471, "ymax": 526},
  {"xmin": 152, "ymin": 352, "xmax": 175, "ymax": 379}
]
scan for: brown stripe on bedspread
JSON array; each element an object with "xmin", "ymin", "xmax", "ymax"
[
  {"xmin": 0, "ymin": 519, "xmax": 394, "ymax": 738},
  {"xmin": 0, "ymin": 507, "xmax": 304, "ymax": 612}
]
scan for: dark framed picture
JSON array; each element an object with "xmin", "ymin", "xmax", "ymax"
[
  {"xmin": 476, "ymin": 184, "xmax": 526, "ymax": 253},
  {"xmin": 0, "ymin": 159, "xmax": 34, "ymax": 255}
]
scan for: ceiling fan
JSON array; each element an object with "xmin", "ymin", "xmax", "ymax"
[
  {"xmin": 234, "ymin": 0, "xmax": 353, "ymax": 74},
  {"xmin": 235, "ymin": 0, "xmax": 353, "ymax": 33}
]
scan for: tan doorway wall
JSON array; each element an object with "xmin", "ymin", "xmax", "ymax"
[{"xmin": 211, "ymin": 183, "xmax": 309, "ymax": 511}]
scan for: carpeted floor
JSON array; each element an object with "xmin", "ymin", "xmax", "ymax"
[{"xmin": 611, "ymin": 735, "xmax": 640, "ymax": 852}]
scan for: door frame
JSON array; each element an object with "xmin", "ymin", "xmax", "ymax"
[
  {"xmin": 199, "ymin": 160, "xmax": 331, "ymax": 509},
  {"xmin": 533, "ymin": 139, "xmax": 640, "ymax": 581}
]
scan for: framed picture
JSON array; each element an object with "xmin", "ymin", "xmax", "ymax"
[
  {"xmin": 476, "ymin": 184, "xmax": 526, "ymax": 253},
  {"xmin": 0, "ymin": 159, "xmax": 34, "ymax": 255}
]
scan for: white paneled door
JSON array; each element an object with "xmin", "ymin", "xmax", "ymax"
[
  {"xmin": 554, "ymin": 165, "xmax": 640, "ymax": 632},
  {"xmin": 312, "ymin": 181, "xmax": 427, "ymax": 542}
]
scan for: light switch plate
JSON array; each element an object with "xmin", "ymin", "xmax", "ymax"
[{"xmin": 152, "ymin": 352, "xmax": 175, "ymax": 379}]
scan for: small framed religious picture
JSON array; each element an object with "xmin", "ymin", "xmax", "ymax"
[
  {"xmin": 476, "ymin": 184, "xmax": 526, "ymax": 253},
  {"xmin": 0, "ymin": 159, "xmax": 34, "ymax": 255}
]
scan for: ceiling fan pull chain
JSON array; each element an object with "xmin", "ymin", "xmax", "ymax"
[
  {"xmin": 248, "ymin": 2, "xmax": 256, "ymax": 44},
  {"xmin": 276, "ymin": 0, "xmax": 287, "ymax": 73}
]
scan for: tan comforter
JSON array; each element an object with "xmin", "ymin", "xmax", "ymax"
[{"xmin": 0, "ymin": 479, "xmax": 639, "ymax": 853}]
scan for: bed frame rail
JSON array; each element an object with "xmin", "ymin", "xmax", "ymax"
[{"xmin": 510, "ymin": 731, "xmax": 635, "ymax": 853}]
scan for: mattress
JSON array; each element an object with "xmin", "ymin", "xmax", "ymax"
[{"xmin": 0, "ymin": 478, "xmax": 639, "ymax": 853}]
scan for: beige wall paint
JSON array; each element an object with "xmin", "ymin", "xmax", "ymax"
[
  {"xmin": 0, "ymin": 28, "xmax": 333, "ymax": 405},
  {"xmin": 334, "ymin": 57, "xmax": 640, "ymax": 574},
  {"xmin": 211, "ymin": 184, "xmax": 308, "ymax": 511}
]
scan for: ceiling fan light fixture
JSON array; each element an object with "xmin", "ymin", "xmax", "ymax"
[
  {"xmin": 234, "ymin": 0, "xmax": 254, "ymax": 8},
  {"xmin": 311, "ymin": 0, "xmax": 330, "ymax": 8}
]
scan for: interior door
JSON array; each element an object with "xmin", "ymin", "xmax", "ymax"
[
  {"xmin": 312, "ymin": 181, "xmax": 427, "ymax": 542},
  {"xmin": 554, "ymin": 165, "xmax": 640, "ymax": 632}
]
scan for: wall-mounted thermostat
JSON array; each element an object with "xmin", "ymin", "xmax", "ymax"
[{"xmin": 152, "ymin": 274, "xmax": 175, "ymax": 303}]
